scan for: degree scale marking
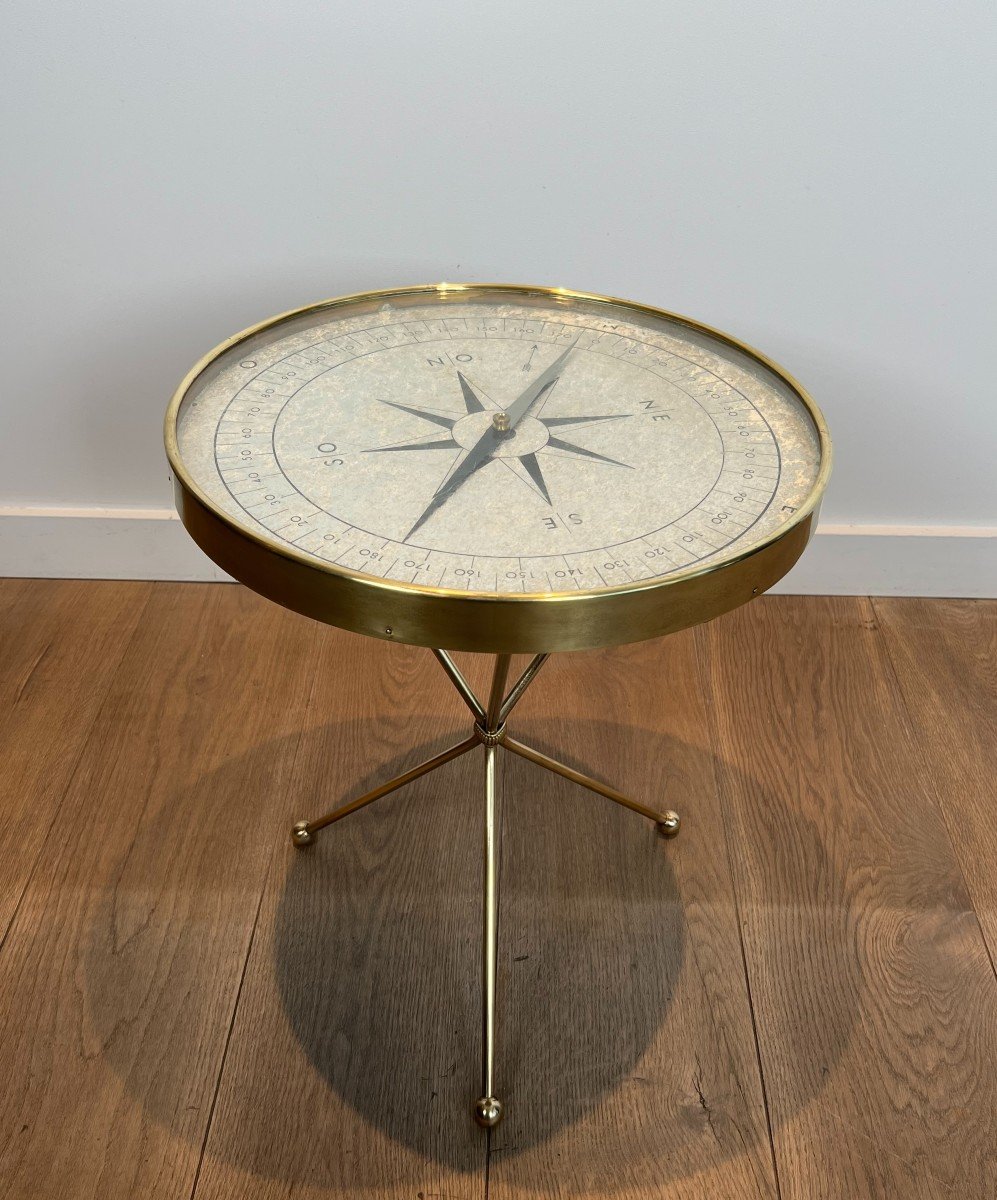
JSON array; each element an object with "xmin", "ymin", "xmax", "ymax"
[{"xmin": 184, "ymin": 304, "xmax": 808, "ymax": 597}]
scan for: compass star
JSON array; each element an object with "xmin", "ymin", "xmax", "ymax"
[{"xmin": 364, "ymin": 354, "xmax": 632, "ymax": 542}]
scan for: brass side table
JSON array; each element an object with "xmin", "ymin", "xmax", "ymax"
[{"xmin": 165, "ymin": 282, "xmax": 830, "ymax": 1126}]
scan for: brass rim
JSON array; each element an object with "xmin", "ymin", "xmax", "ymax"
[{"xmin": 164, "ymin": 282, "xmax": 832, "ymax": 652}]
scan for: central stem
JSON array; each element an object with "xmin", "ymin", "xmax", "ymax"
[{"xmin": 485, "ymin": 654, "xmax": 512, "ymax": 731}]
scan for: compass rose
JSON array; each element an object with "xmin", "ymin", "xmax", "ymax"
[{"xmin": 364, "ymin": 343, "xmax": 633, "ymax": 542}]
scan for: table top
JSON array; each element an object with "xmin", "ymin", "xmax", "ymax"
[{"xmin": 165, "ymin": 284, "xmax": 830, "ymax": 652}]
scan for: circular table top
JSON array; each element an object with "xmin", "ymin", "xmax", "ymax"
[{"xmin": 165, "ymin": 283, "xmax": 830, "ymax": 652}]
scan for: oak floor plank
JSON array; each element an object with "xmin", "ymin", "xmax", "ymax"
[
  {"xmin": 486, "ymin": 637, "xmax": 778, "ymax": 1198},
  {"xmin": 190, "ymin": 633, "xmax": 489, "ymax": 1199},
  {"xmin": 702, "ymin": 596, "xmax": 997, "ymax": 1198},
  {"xmin": 0, "ymin": 584, "xmax": 321, "ymax": 1200},
  {"xmin": 0, "ymin": 578, "xmax": 153, "ymax": 941},
  {"xmin": 873, "ymin": 598, "xmax": 997, "ymax": 961}
]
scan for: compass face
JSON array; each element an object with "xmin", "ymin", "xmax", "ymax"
[{"xmin": 173, "ymin": 287, "xmax": 825, "ymax": 597}]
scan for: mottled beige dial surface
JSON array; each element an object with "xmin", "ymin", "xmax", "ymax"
[{"xmin": 174, "ymin": 288, "xmax": 824, "ymax": 596}]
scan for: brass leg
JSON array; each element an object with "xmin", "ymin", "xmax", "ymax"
[
  {"xmin": 501, "ymin": 734, "xmax": 680, "ymax": 837},
  {"xmin": 473, "ymin": 653, "xmax": 510, "ymax": 1128},
  {"xmin": 474, "ymin": 741, "xmax": 503, "ymax": 1129},
  {"xmin": 291, "ymin": 734, "xmax": 479, "ymax": 846},
  {"xmin": 498, "ymin": 653, "xmax": 549, "ymax": 723},
  {"xmin": 432, "ymin": 649, "xmax": 486, "ymax": 722},
  {"xmin": 484, "ymin": 654, "xmax": 512, "ymax": 730}
]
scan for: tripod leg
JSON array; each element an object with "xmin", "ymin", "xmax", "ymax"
[
  {"xmin": 484, "ymin": 654, "xmax": 512, "ymax": 730},
  {"xmin": 472, "ymin": 652, "xmax": 511, "ymax": 1128},
  {"xmin": 502, "ymin": 734, "xmax": 680, "ymax": 837},
  {"xmin": 498, "ymin": 653, "xmax": 549, "ymax": 724},
  {"xmin": 474, "ymin": 740, "xmax": 503, "ymax": 1128},
  {"xmin": 291, "ymin": 734, "xmax": 478, "ymax": 846},
  {"xmin": 431, "ymin": 649, "xmax": 486, "ymax": 722}
]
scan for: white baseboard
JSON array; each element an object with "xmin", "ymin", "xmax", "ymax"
[
  {"xmin": 0, "ymin": 507, "xmax": 233, "ymax": 584},
  {"xmin": 0, "ymin": 507, "xmax": 994, "ymax": 597}
]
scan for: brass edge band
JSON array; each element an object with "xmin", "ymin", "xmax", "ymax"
[{"xmin": 165, "ymin": 283, "xmax": 831, "ymax": 653}]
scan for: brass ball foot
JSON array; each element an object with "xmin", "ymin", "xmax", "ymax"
[
  {"xmin": 656, "ymin": 811, "xmax": 681, "ymax": 839},
  {"xmin": 473, "ymin": 1096, "xmax": 503, "ymax": 1128},
  {"xmin": 291, "ymin": 822, "xmax": 314, "ymax": 847}
]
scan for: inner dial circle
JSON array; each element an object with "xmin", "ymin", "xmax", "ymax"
[
  {"xmin": 272, "ymin": 337, "xmax": 722, "ymax": 560},
  {"xmin": 453, "ymin": 413, "xmax": 549, "ymax": 457},
  {"xmin": 176, "ymin": 292, "xmax": 822, "ymax": 597}
]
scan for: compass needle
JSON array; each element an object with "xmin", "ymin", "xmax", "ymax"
[
  {"xmin": 503, "ymin": 341, "xmax": 579, "ymax": 429},
  {"xmin": 403, "ymin": 444, "xmax": 491, "ymax": 542}
]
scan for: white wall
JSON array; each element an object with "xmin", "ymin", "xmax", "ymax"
[{"xmin": 2, "ymin": 0, "xmax": 994, "ymax": 592}]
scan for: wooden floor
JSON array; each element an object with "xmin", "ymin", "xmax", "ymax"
[{"xmin": 0, "ymin": 581, "xmax": 994, "ymax": 1199}]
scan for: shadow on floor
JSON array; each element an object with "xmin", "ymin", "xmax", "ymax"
[
  {"xmin": 83, "ymin": 713, "xmax": 852, "ymax": 1188},
  {"xmin": 271, "ymin": 713, "xmax": 850, "ymax": 1179},
  {"xmin": 275, "ymin": 718, "xmax": 687, "ymax": 1163}
]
